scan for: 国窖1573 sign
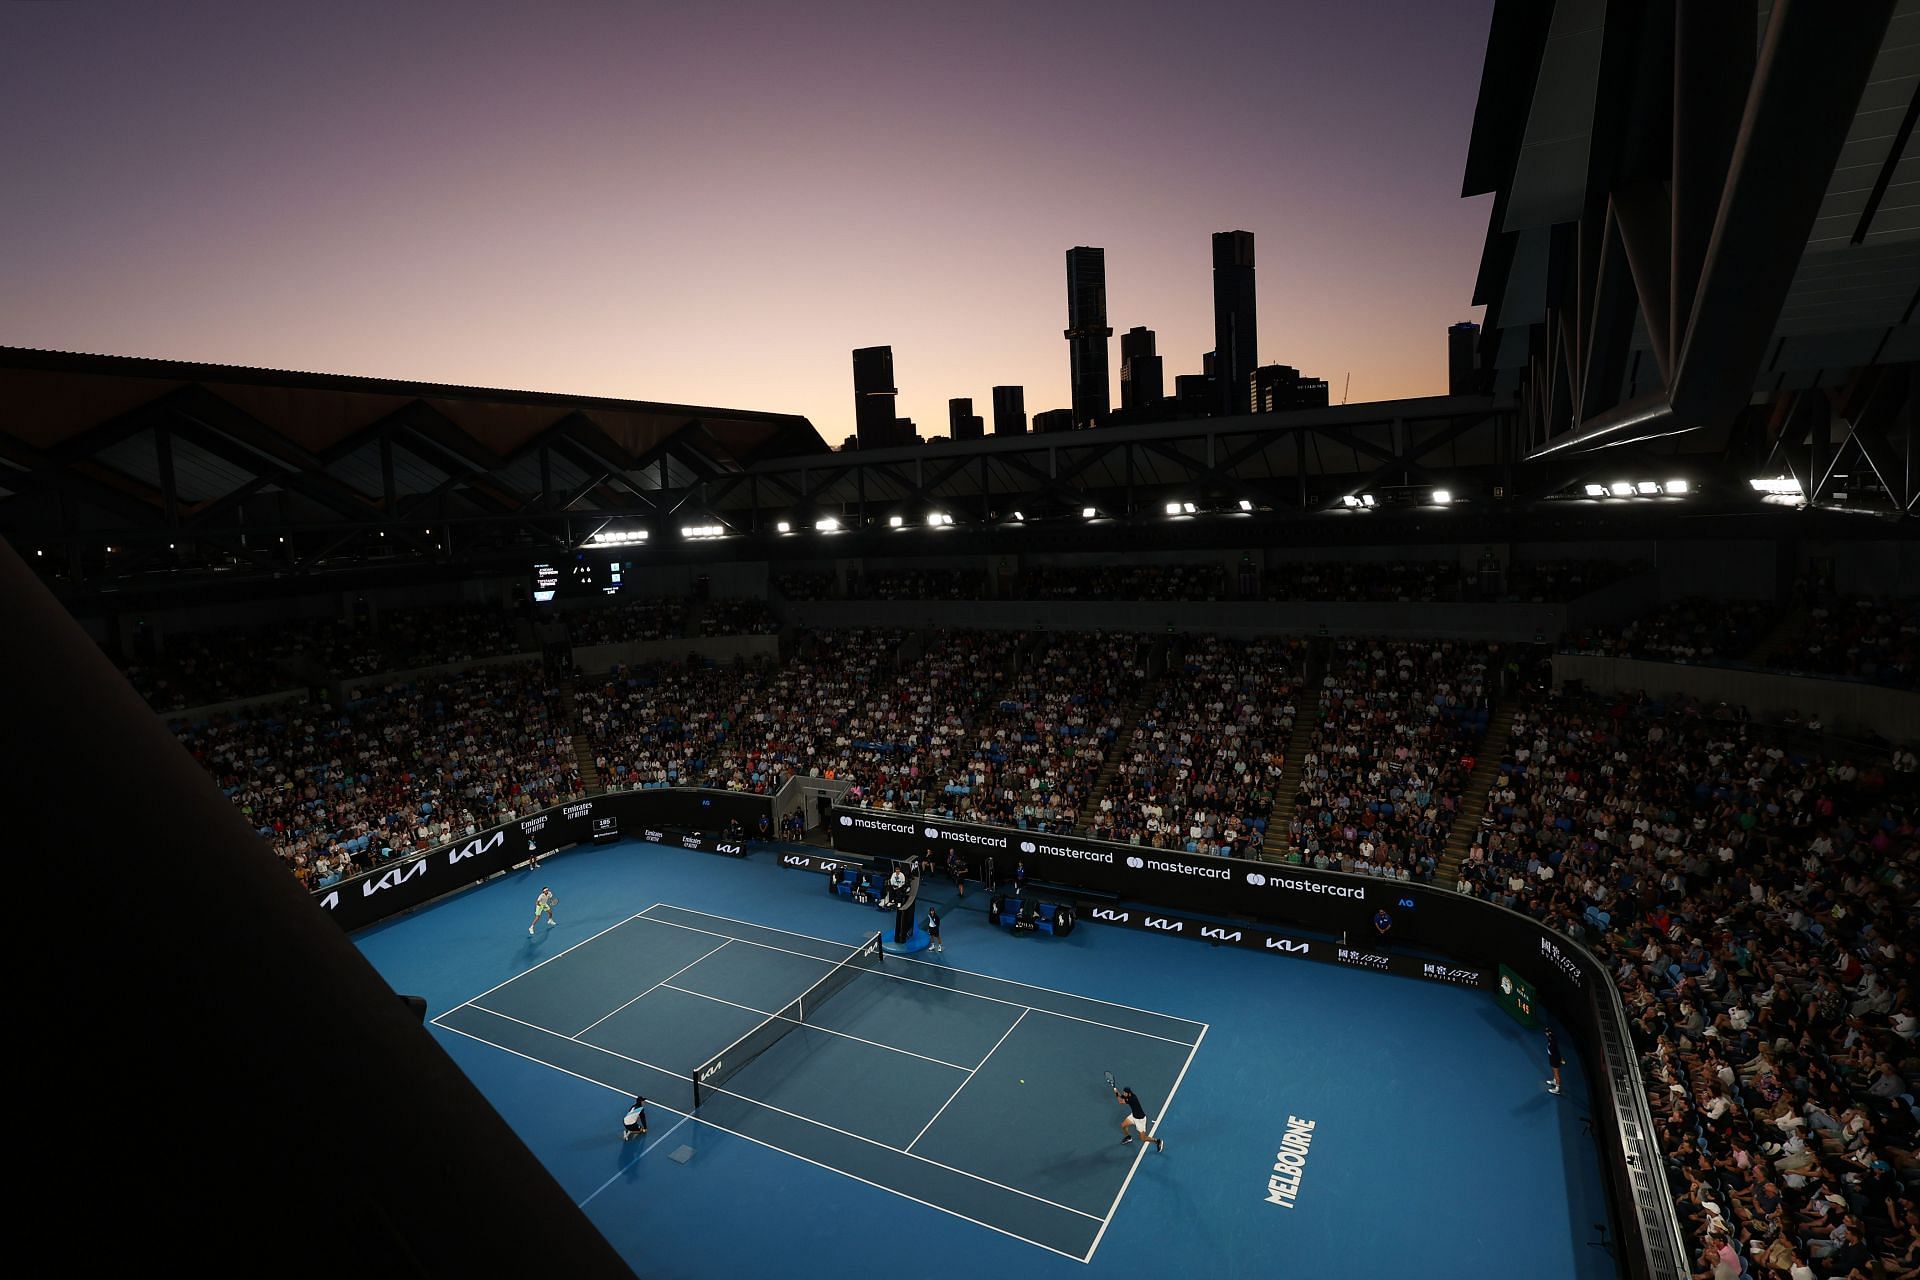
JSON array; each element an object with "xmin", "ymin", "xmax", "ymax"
[{"xmin": 1496, "ymin": 963, "xmax": 1538, "ymax": 1028}]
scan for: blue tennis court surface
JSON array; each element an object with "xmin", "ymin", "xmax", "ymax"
[
  {"xmin": 435, "ymin": 902, "xmax": 1203, "ymax": 1260},
  {"xmin": 357, "ymin": 841, "xmax": 1615, "ymax": 1279}
]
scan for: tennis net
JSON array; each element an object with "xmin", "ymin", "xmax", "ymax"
[{"xmin": 691, "ymin": 930, "xmax": 884, "ymax": 1108}]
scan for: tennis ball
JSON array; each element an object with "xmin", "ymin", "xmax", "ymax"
[{"xmin": 1020, "ymin": 1078, "xmax": 1025, "ymax": 1083}]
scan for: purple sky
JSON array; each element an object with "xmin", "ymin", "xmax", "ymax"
[{"xmin": 1, "ymin": 0, "xmax": 1493, "ymax": 442}]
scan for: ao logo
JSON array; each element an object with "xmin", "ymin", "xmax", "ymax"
[
  {"xmin": 1245, "ymin": 872, "xmax": 1267, "ymax": 886},
  {"xmin": 1020, "ymin": 841, "xmax": 1036, "ymax": 853},
  {"xmin": 839, "ymin": 815, "xmax": 852, "ymax": 826},
  {"xmin": 1126, "ymin": 856, "xmax": 1145, "ymax": 869},
  {"xmin": 924, "ymin": 827, "xmax": 939, "ymax": 838}
]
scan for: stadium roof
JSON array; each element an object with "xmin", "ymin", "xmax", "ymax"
[
  {"xmin": 1463, "ymin": 0, "xmax": 1918, "ymax": 510},
  {"xmin": 0, "ymin": 345, "xmax": 827, "ymax": 514}
]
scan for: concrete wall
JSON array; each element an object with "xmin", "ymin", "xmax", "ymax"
[
  {"xmin": 781, "ymin": 598, "xmax": 1568, "ymax": 641},
  {"xmin": 1552, "ymin": 653, "xmax": 1920, "ymax": 743},
  {"xmin": 155, "ymin": 687, "xmax": 311, "ymax": 723}
]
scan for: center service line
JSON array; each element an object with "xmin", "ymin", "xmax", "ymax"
[{"xmin": 906, "ymin": 1008, "xmax": 1029, "ymax": 1152}]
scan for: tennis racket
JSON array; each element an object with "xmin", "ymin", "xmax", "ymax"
[{"xmin": 1104, "ymin": 1071, "xmax": 1117, "ymax": 1093}]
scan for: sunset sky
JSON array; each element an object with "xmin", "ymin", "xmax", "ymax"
[{"xmin": 0, "ymin": 0, "xmax": 1494, "ymax": 443}]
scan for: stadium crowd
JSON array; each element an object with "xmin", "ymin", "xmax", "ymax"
[
  {"xmin": 1090, "ymin": 636, "xmax": 1302, "ymax": 856},
  {"xmin": 1261, "ymin": 559, "xmax": 1461, "ymax": 602},
  {"xmin": 849, "ymin": 568, "xmax": 988, "ymax": 600},
  {"xmin": 1457, "ymin": 691, "xmax": 1919, "ymax": 1279},
  {"xmin": 1018, "ymin": 562, "xmax": 1228, "ymax": 601},
  {"xmin": 772, "ymin": 571, "xmax": 835, "ymax": 600},
  {"xmin": 563, "ymin": 598, "xmax": 687, "ymax": 646},
  {"xmin": 1498, "ymin": 558, "xmax": 1646, "ymax": 603},
  {"xmin": 1282, "ymin": 638, "xmax": 1497, "ymax": 881},
  {"xmin": 1770, "ymin": 597, "xmax": 1919, "ymax": 689},
  {"xmin": 1561, "ymin": 597, "xmax": 1771, "ymax": 666},
  {"xmin": 174, "ymin": 661, "xmax": 582, "ymax": 888},
  {"xmin": 117, "ymin": 603, "xmax": 538, "ymax": 711},
  {"xmin": 699, "ymin": 597, "xmax": 779, "ymax": 635}
]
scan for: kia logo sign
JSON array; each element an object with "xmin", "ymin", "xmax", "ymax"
[
  {"xmin": 1126, "ymin": 856, "xmax": 1144, "ymax": 869},
  {"xmin": 1020, "ymin": 841, "xmax": 1036, "ymax": 853},
  {"xmin": 839, "ymin": 815, "xmax": 851, "ymax": 826},
  {"xmin": 923, "ymin": 827, "xmax": 938, "ymax": 839},
  {"xmin": 1245, "ymin": 872, "xmax": 1267, "ymax": 886}
]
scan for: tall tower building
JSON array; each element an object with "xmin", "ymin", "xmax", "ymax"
[
  {"xmin": 991, "ymin": 386, "xmax": 1027, "ymax": 436},
  {"xmin": 1448, "ymin": 321, "xmax": 1481, "ymax": 395},
  {"xmin": 1211, "ymin": 230, "xmax": 1257, "ymax": 416},
  {"xmin": 949, "ymin": 397, "xmax": 984, "ymax": 440},
  {"xmin": 852, "ymin": 346, "xmax": 898, "ymax": 449},
  {"xmin": 1064, "ymin": 247, "xmax": 1114, "ymax": 429},
  {"xmin": 1119, "ymin": 326, "xmax": 1164, "ymax": 409}
]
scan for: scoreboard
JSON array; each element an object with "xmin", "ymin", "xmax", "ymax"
[
  {"xmin": 532, "ymin": 552, "xmax": 629, "ymax": 601},
  {"xmin": 1495, "ymin": 964, "xmax": 1538, "ymax": 1028}
]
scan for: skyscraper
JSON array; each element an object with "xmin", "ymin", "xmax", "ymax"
[
  {"xmin": 949, "ymin": 397, "xmax": 984, "ymax": 440},
  {"xmin": 852, "ymin": 346, "xmax": 898, "ymax": 449},
  {"xmin": 1120, "ymin": 326, "xmax": 1164, "ymax": 409},
  {"xmin": 1032, "ymin": 408, "xmax": 1076, "ymax": 434},
  {"xmin": 1448, "ymin": 321, "xmax": 1481, "ymax": 395},
  {"xmin": 1064, "ymin": 247, "xmax": 1113, "ymax": 429},
  {"xmin": 1253, "ymin": 364, "xmax": 1331, "ymax": 412},
  {"xmin": 991, "ymin": 386, "xmax": 1027, "ymax": 436},
  {"xmin": 1211, "ymin": 231, "xmax": 1257, "ymax": 416}
]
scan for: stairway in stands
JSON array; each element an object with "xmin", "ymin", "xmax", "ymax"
[
  {"xmin": 1075, "ymin": 682, "xmax": 1161, "ymax": 836},
  {"xmin": 1435, "ymin": 702, "xmax": 1514, "ymax": 885},
  {"xmin": 1258, "ymin": 637, "xmax": 1328, "ymax": 861},
  {"xmin": 558, "ymin": 673, "xmax": 603, "ymax": 794}
]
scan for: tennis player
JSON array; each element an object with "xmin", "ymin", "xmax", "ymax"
[
  {"xmin": 528, "ymin": 886, "xmax": 558, "ymax": 936},
  {"xmin": 1545, "ymin": 1027, "xmax": 1565, "ymax": 1095},
  {"xmin": 621, "ymin": 1095, "xmax": 648, "ymax": 1141},
  {"xmin": 1115, "ymin": 1086, "xmax": 1164, "ymax": 1151}
]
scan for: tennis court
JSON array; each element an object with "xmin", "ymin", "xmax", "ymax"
[{"xmin": 432, "ymin": 902, "xmax": 1207, "ymax": 1261}]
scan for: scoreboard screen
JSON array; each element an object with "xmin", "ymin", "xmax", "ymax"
[
  {"xmin": 1495, "ymin": 964, "xmax": 1538, "ymax": 1028},
  {"xmin": 534, "ymin": 552, "xmax": 629, "ymax": 600},
  {"xmin": 532, "ymin": 561, "xmax": 561, "ymax": 602}
]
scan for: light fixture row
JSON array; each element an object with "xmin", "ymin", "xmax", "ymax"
[{"xmin": 1581, "ymin": 480, "xmax": 1689, "ymax": 498}]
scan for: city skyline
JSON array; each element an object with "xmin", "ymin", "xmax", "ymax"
[{"xmin": 0, "ymin": 0, "xmax": 1494, "ymax": 443}]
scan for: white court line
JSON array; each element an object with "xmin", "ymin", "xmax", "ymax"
[
  {"xmin": 434, "ymin": 1015, "xmax": 1087, "ymax": 1264},
  {"xmin": 1082, "ymin": 1021, "xmax": 1210, "ymax": 1264},
  {"xmin": 437, "ymin": 906, "xmax": 655, "ymax": 1017},
  {"xmin": 575, "ymin": 939, "xmax": 733, "ymax": 1037},
  {"xmin": 639, "ymin": 911, "xmax": 1197, "ymax": 1049},
  {"xmin": 643, "ymin": 903, "xmax": 1207, "ymax": 1032},
  {"xmin": 907, "ymin": 1008, "xmax": 1028, "ymax": 1152},
  {"xmin": 577, "ymin": 1112, "xmax": 694, "ymax": 1209},
  {"xmin": 453, "ymin": 1001, "xmax": 1104, "ymax": 1224},
  {"xmin": 655, "ymin": 981, "xmax": 973, "ymax": 1072}
]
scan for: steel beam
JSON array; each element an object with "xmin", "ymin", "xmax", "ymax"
[{"xmin": 1670, "ymin": 0, "xmax": 1897, "ymax": 429}]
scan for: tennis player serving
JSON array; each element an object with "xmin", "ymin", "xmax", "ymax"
[{"xmin": 1113, "ymin": 1080, "xmax": 1164, "ymax": 1152}]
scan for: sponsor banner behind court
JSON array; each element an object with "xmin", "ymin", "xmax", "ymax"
[{"xmin": 313, "ymin": 789, "xmax": 773, "ymax": 930}]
